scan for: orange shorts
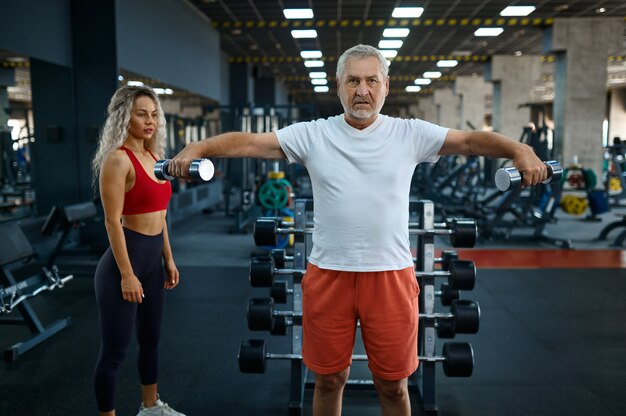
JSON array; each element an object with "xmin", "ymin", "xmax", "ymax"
[{"xmin": 301, "ymin": 263, "xmax": 420, "ymax": 381}]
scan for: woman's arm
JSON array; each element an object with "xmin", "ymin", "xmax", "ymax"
[{"xmin": 99, "ymin": 151, "xmax": 144, "ymax": 303}]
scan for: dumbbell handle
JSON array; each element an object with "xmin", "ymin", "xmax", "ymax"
[
  {"xmin": 154, "ymin": 158, "xmax": 215, "ymax": 181},
  {"xmin": 495, "ymin": 160, "xmax": 562, "ymax": 191},
  {"xmin": 265, "ymin": 352, "xmax": 445, "ymax": 362}
]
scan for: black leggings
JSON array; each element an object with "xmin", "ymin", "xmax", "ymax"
[{"xmin": 93, "ymin": 227, "xmax": 166, "ymax": 412}]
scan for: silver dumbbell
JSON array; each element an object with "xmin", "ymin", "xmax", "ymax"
[
  {"xmin": 154, "ymin": 158, "xmax": 215, "ymax": 181},
  {"xmin": 495, "ymin": 160, "xmax": 562, "ymax": 191}
]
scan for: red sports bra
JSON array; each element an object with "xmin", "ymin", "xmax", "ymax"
[{"xmin": 120, "ymin": 146, "xmax": 172, "ymax": 215}]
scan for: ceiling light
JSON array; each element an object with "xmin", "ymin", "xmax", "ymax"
[
  {"xmin": 392, "ymin": 7, "xmax": 424, "ymax": 18},
  {"xmin": 474, "ymin": 27, "xmax": 504, "ymax": 37},
  {"xmin": 309, "ymin": 71, "xmax": 327, "ymax": 79},
  {"xmin": 437, "ymin": 60, "xmax": 458, "ymax": 67},
  {"xmin": 117, "ymin": 75, "xmax": 124, "ymax": 81},
  {"xmin": 500, "ymin": 6, "xmax": 536, "ymax": 16},
  {"xmin": 291, "ymin": 29, "xmax": 318, "ymax": 39},
  {"xmin": 423, "ymin": 71, "xmax": 441, "ymax": 78},
  {"xmin": 596, "ymin": 7, "xmax": 606, "ymax": 14},
  {"xmin": 380, "ymin": 49, "xmax": 398, "ymax": 58},
  {"xmin": 414, "ymin": 78, "xmax": 432, "ymax": 85},
  {"xmin": 311, "ymin": 78, "xmax": 328, "ymax": 85},
  {"xmin": 514, "ymin": 51, "xmax": 523, "ymax": 56},
  {"xmin": 383, "ymin": 28, "xmax": 410, "ymax": 38},
  {"xmin": 127, "ymin": 80, "xmax": 144, "ymax": 86},
  {"xmin": 300, "ymin": 50, "xmax": 323, "ymax": 59},
  {"xmin": 314, "ymin": 86, "xmax": 330, "ymax": 93},
  {"xmin": 379, "ymin": 40, "xmax": 403, "ymax": 49},
  {"xmin": 405, "ymin": 86, "xmax": 422, "ymax": 92},
  {"xmin": 304, "ymin": 60, "xmax": 324, "ymax": 68},
  {"xmin": 283, "ymin": 8, "xmax": 314, "ymax": 19}
]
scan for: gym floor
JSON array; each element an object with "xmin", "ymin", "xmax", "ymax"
[{"xmin": 1, "ymin": 209, "xmax": 626, "ymax": 416}]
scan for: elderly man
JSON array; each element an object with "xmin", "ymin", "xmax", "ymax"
[{"xmin": 169, "ymin": 44, "xmax": 546, "ymax": 415}]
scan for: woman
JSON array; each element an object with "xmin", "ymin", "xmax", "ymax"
[{"xmin": 92, "ymin": 85, "xmax": 184, "ymax": 416}]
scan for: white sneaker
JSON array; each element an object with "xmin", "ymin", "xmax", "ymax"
[{"xmin": 137, "ymin": 394, "xmax": 186, "ymax": 416}]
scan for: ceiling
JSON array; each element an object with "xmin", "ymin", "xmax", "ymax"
[{"xmin": 190, "ymin": 0, "xmax": 626, "ymax": 110}]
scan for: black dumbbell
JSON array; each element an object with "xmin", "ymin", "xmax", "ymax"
[
  {"xmin": 495, "ymin": 160, "xmax": 562, "ymax": 191},
  {"xmin": 249, "ymin": 257, "xmax": 303, "ymax": 287},
  {"xmin": 247, "ymin": 298, "xmax": 300, "ymax": 333},
  {"xmin": 409, "ymin": 218, "xmax": 477, "ymax": 248},
  {"xmin": 438, "ymin": 250, "xmax": 459, "ymax": 271},
  {"xmin": 437, "ymin": 283, "xmax": 459, "ymax": 306},
  {"xmin": 154, "ymin": 158, "xmax": 214, "ymax": 181},
  {"xmin": 270, "ymin": 281, "xmax": 293, "ymax": 304},
  {"xmin": 238, "ymin": 339, "xmax": 474, "ymax": 377},
  {"xmin": 270, "ymin": 249, "xmax": 293, "ymax": 269},
  {"xmin": 255, "ymin": 217, "xmax": 477, "ymax": 248},
  {"xmin": 416, "ymin": 259, "xmax": 476, "ymax": 290},
  {"xmin": 432, "ymin": 300, "xmax": 481, "ymax": 338}
]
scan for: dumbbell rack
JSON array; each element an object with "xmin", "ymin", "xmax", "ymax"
[
  {"xmin": 413, "ymin": 199, "xmax": 440, "ymax": 415},
  {"xmin": 287, "ymin": 198, "xmax": 309, "ymax": 414},
  {"xmin": 242, "ymin": 199, "xmax": 478, "ymax": 415}
]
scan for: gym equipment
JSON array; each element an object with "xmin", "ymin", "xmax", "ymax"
[
  {"xmin": 597, "ymin": 213, "xmax": 626, "ymax": 246},
  {"xmin": 560, "ymin": 194, "xmax": 588, "ymax": 216},
  {"xmin": 258, "ymin": 172, "xmax": 292, "ymax": 210},
  {"xmin": 269, "ymin": 281, "xmax": 292, "ymax": 304},
  {"xmin": 154, "ymin": 158, "xmax": 214, "ymax": 181},
  {"xmin": 239, "ymin": 339, "xmax": 474, "ymax": 377},
  {"xmin": 250, "ymin": 257, "xmax": 474, "ymax": 290},
  {"xmin": 253, "ymin": 217, "xmax": 477, "ymax": 248},
  {"xmin": 0, "ymin": 222, "xmax": 73, "ymax": 361},
  {"xmin": 247, "ymin": 297, "xmax": 479, "ymax": 336},
  {"xmin": 495, "ymin": 160, "xmax": 562, "ymax": 192},
  {"xmin": 415, "ymin": 259, "xmax": 476, "ymax": 290}
]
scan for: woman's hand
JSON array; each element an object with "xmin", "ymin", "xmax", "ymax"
[
  {"xmin": 121, "ymin": 274, "xmax": 144, "ymax": 303},
  {"xmin": 164, "ymin": 260, "xmax": 180, "ymax": 289}
]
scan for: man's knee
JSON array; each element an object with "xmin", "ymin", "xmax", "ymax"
[
  {"xmin": 373, "ymin": 377, "xmax": 408, "ymax": 401},
  {"xmin": 315, "ymin": 368, "xmax": 350, "ymax": 393}
]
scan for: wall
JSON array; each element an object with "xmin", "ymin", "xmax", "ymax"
[{"xmin": 115, "ymin": 0, "xmax": 221, "ymax": 101}]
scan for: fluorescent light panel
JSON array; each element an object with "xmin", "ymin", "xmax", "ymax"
[
  {"xmin": 423, "ymin": 71, "xmax": 442, "ymax": 78},
  {"xmin": 500, "ymin": 6, "xmax": 536, "ymax": 16},
  {"xmin": 300, "ymin": 50, "xmax": 323, "ymax": 59},
  {"xmin": 127, "ymin": 80, "xmax": 144, "ymax": 86},
  {"xmin": 437, "ymin": 60, "xmax": 458, "ymax": 67},
  {"xmin": 405, "ymin": 86, "xmax": 422, "ymax": 92},
  {"xmin": 383, "ymin": 28, "xmax": 410, "ymax": 38},
  {"xmin": 474, "ymin": 27, "xmax": 504, "ymax": 37},
  {"xmin": 291, "ymin": 29, "xmax": 317, "ymax": 39},
  {"xmin": 311, "ymin": 78, "xmax": 328, "ymax": 85},
  {"xmin": 414, "ymin": 78, "xmax": 432, "ymax": 85},
  {"xmin": 309, "ymin": 71, "xmax": 327, "ymax": 79},
  {"xmin": 379, "ymin": 40, "xmax": 403, "ymax": 49},
  {"xmin": 314, "ymin": 86, "xmax": 329, "ymax": 93},
  {"xmin": 283, "ymin": 8, "xmax": 314, "ymax": 19},
  {"xmin": 392, "ymin": 7, "xmax": 424, "ymax": 18},
  {"xmin": 304, "ymin": 60, "xmax": 324, "ymax": 68},
  {"xmin": 380, "ymin": 49, "xmax": 398, "ymax": 58}
]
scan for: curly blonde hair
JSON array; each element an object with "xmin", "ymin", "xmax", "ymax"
[{"xmin": 91, "ymin": 85, "xmax": 167, "ymax": 189}]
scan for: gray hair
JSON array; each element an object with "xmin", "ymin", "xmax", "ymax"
[
  {"xmin": 91, "ymin": 85, "xmax": 167, "ymax": 190},
  {"xmin": 336, "ymin": 44, "xmax": 388, "ymax": 80}
]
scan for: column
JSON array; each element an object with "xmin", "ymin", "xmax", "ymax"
[
  {"xmin": 548, "ymin": 17, "xmax": 623, "ymax": 180},
  {"xmin": 486, "ymin": 55, "xmax": 543, "ymax": 140},
  {"xmin": 433, "ymin": 87, "xmax": 460, "ymax": 129},
  {"xmin": 455, "ymin": 75, "xmax": 492, "ymax": 131}
]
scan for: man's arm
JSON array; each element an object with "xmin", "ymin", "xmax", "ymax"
[
  {"xmin": 439, "ymin": 128, "xmax": 548, "ymax": 186},
  {"xmin": 169, "ymin": 131, "xmax": 285, "ymax": 178}
]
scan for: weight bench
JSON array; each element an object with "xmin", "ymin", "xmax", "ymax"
[
  {"xmin": 41, "ymin": 201, "xmax": 100, "ymax": 273},
  {"xmin": 597, "ymin": 213, "xmax": 626, "ymax": 246},
  {"xmin": 0, "ymin": 222, "xmax": 73, "ymax": 361}
]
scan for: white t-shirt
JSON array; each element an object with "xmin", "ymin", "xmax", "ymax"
[{"xmin": 276, "ymin": 114, "xmax": 447, "ymax": 271}]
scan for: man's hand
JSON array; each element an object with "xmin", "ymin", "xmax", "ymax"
[
  {"xmin": 168, "ymin": 141, "xmax": 205, "ymax": 179},
  {"xmin": 512, "ymin": 144, "xmax": 548, "ymax": 187}
]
